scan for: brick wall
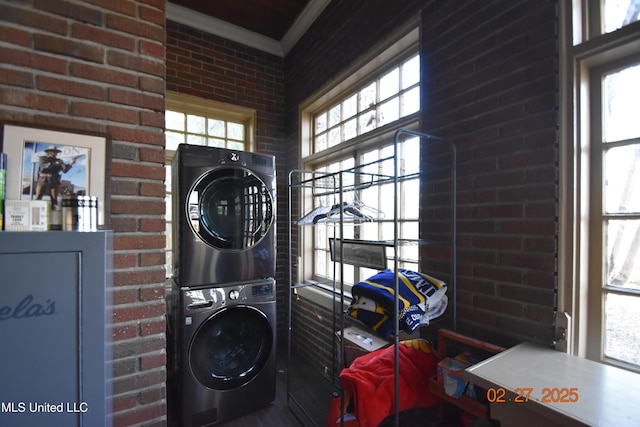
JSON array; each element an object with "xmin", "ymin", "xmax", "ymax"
[
  {"xmin": 0, "ymin": 1, "xmax": 167, "ymax": 426},
  {"xmin": 165, "ymin": 21, "xmax": 285, "ymax": 156},
  {"xmin": 420, "ymin": 0, "xmax": 558, "ymax": 347},
  {"xmin": 284, "ymin": 0, "xmax": 559, "ymax": 359}
]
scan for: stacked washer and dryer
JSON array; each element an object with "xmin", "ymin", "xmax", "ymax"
[{"xmin": 167, "ymin": 145, "xmax": 277, "ymax": 427}]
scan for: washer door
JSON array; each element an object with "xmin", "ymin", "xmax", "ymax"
[
  {"xmin": 188, "ymin": 168, "xmax": 273, "ymax": 250},
  {"xmin": 189, "ymin": 306, "xmax": 273, "ymax": 390}
]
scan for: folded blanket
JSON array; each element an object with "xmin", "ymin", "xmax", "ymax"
[
  {"xmin": 338, "ymin": 339, "xmax": 439, "ymax": 427},
  {"xmin": 347, "ymin": 269, "xmax": 447, "ymax": 338}
]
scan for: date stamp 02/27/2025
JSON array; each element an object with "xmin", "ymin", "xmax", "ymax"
[{"xmin": 487, "ymin": 387, "xmax": 579, "ymax": 403}]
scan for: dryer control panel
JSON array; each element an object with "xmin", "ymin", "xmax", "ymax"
[{"xmin": 183, "ymin": 279, "xmax": 275, "ymax": 311}]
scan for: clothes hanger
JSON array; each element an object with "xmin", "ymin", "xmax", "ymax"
[{"xmin": 313, "ymin": 196, "xmax": 384, "ymax": 224}]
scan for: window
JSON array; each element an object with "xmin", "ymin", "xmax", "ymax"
[
  {"xmin": 560, "ymin": 0, "xmax": 640, "ymax": 370},
  {"xmin": 297, "ymin": 27, "xmax": 420, "ymax": 304},
  {"xmin": 308, "ymin": 138, "xmax": 421, "ymax": 288},
  {"xmin": 595, "ymin": 61, "xmax": 640, "ymax": 367},
  {"xmin": 164, "ymin": 92, "xmax": 256, "ymax": 275},
  {"xmin": 312, "ymin": 54, "xmax": 420, "ymax": 154},
  {"xmin": 602, "ymin": 0, "xmax": 640, "ymax": 33}
]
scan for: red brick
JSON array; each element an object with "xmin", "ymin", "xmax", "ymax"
[
  {"xmin": 112, "ymin": 335, "xmax": 165, "ymax": 359},
  {"xmin": 140, "ymin": 0, "xmax": 166, "ymax": 11},
  {"xmin": 33, "ymin": 33, "xmax": 104, "ymax": 63},
  {"xmin": 139, "ymin": 387, "xmax": 166, "ymax": 406},
  {"xmin": 108, "ymin": 125, "xmax": 165, "ymax": 146},
  {"xmin": 140, "ymin": 352, "xmax": 165, "ymax": 371},
  {"xmin": 140, "ymin": 182, "xmax": 167, "ymax": 198},
  {"xmin": 473, "ymin": 266, "xmax": 523, "ymax": 284},
  {"xmin": 113, "ymin": 301, "xmax": 165, "ymax": 323},
  {"xmin": 0, "ymin": 107, "xmax": 31, "ymax": 123},
  {"xmin": 457, "ymin": 305, "xmax": 498, "ymax": 327},
  {"xmin": 0, "ymin": 67, "xmax": 33, "ymax": 87},
  {"xmin": 37, "ymin": 75, "xmax": 105, "ymax": 100},
  {"xmin": 113, "ymin": 287, "xmax": 137, "ymax": 305},
  {"xmin": 112, "ymin": 402, "xmax": 165, "ymax": 427},
  {"xmin": 113, "ymin": 269, "xmax": 166, "ymax": 287},
  {"xmin": 139, "ymin": 110, "xmax": 164, "ymax": 128},
  {"xmin": 140, "ymin": 39, "xmax": 165, "ymax": 60},
  {"xmin": 72, "ymin": 62, "xmax": 137, "ymax": 87},
  {"xmin": 111, "ymin": 199, "xmax": 165, "ymax": 216},
  {"xmin": 112, "ymin": 324, "xmax": 138, "ymax": 341},
  {"xmin": 140, "ymin": 320, "xmax": 165, "ymax": 338},
  {"xmin": 525, "ymin": 305, "xmax": 554, "ymax": 323},
  {"xmin": 110, "ymin": 161, "xmax": 165, "ymax": 180},
  {"xmin": 139, "ymin": 76, "xmax": 165, "ymax": 95},
  {"xmin": 0, "ymin": 88, "xmax": 68, "ymax": 113},
  {"xmin": 84, "ymin": 0, "xmax": 136, "ymax": 16},
  {"xmin": 140, "ymin": 251, "xmax": 165, "ymax": 267},
  {"xmin": 108, "ymin": 50, "xmax": 165, "ymax": 77},
  {"xmin": 139, "ymin": 217, "xmax": 166, "ymax": 232},
  {"xmin": 0, "ymin": 24, "xmax": 31, "ymax": 47},
  {"xmin": 112, "ymin": 357, "xmax": 137, "ymax": 378},
  {"xmin": 71, "ymin": 23, "xmax": 136, "ymax": 51},
  {"xmin": 114, "ymin": 234, "xmax": 166, "ymax": 251},
  {"xmin": 111, "ymin": 369, "xmax": 165, "ymax": 395},
  {"xmin": 139, "ymin": 5, "xmax": 165, "ymax": 28},
  {"xmin": 139, "ymin": 285, "xmax": 165, "ymax": 302},
  {"xmin": 34, "ymin": 0, "xmax": 103, "ymax": 25},
  {"xmin": 106, "ymin": 13, "xmax": 164, "ymax": 41},
  {"xmin": 33, "ymin": 115, "xmax": 107, "ymax": 134},
  {"xmin": 109, "ymin": 87, "xmax": 164, "ymax": 111},
  {"xmin": 139, "ymin": 147, "xmax": 165, "ymax": 164},
  {"xmin": 110, "ymin": 179, "xmax": 138, "ymax": 196},
  {"xmin": 112, "ymin": 394, "xmax": 138, "ymax": 413},
  {"xmin": 499, "ymin": 219, "xmax": 556, "ymax": 235},
  {"xmin": 71, "ymin": 101, "xmax": 137, "ymax": 124},
  {"xmin": 0, "ymin": 4, "xmax": 67, "ymax": 34},
  {"xmin": 110, "ymin": 216, "xmax": 137, "ymax": 232}
]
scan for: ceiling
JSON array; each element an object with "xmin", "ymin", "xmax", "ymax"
[
  {"xmin": 167, "ymin": 0, "xmax": 328, "ymax": 56},
  {"xmin": 170, "ymin": 0, "xmax": 311, "ymax": 41}
]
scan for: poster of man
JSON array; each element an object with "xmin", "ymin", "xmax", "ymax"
[{"xmin": 22, "ymin": 142, "xmax": 89, "ymax": 209}]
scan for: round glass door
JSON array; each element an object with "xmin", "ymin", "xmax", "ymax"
[
  {"xmin": 189, "ymin": 306, "xmax": 273, "ymax": 390},
  {"xmin": 187, "ymin": 168, "xmax": 273, "ymax": 250}
]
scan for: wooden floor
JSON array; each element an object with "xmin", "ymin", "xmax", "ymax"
[
  {"xmin": 214, "ymin": 356, "xmax": 327, "ymax": 427},
  {"xmin": 214, "ymin": 356, "xmax": 459, "ymax": 427},
  {"xmin": 213, "ymin": 367, "xmax": 306, "ymax": 427}
]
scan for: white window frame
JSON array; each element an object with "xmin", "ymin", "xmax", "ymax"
[
  {"xmin": 296, "ymin": 24, "xmax": 421, "ymax": 308},
  {"xmin": 164, "ymin": 92, "xmax": 256, "ymax": 276},
  {"xmin": 559, "ymin": 0, "xmax": 640, "ymax": 370}
]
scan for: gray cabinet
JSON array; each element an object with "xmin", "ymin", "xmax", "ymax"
[{"xmin": 0, "ymin": 231, "xmax": 112, "ymax": 427}]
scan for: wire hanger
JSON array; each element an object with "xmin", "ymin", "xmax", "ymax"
[{"xmin": 312, "ymin": 196, "xmax": 384, "ymax": 224}]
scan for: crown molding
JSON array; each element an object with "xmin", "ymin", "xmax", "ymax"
[
  {"xmin": 166, "ymin": 0, "xmax": 331, "ymax": 57},
  {"xmin": 166, "ymin": 2, "xmax": 283, "ymax": 56},
  {"xmin": 281, "ymin": 0, "xmax": 331, "ymax": 55}
]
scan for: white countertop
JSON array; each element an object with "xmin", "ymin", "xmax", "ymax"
[{"xmin": 464, "ymin": 342, "xmax": 640, "ymax": 427}]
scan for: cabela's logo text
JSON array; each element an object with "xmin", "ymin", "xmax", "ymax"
[{"xmin": 0, "ymin": 295, "xmax": 56, "ymax": 321}]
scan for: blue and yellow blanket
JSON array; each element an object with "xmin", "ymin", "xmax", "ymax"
[{"xmin": 347, "ymin": 269, "xmax": 447, "ymax": 339}]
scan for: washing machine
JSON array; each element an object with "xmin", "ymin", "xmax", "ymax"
[
  {"xmin": 172, "ymin": 144, "xmax": 276, "ymax": 287},
  {"xmin": 167, "ymin": 278, "xmax": 277, "ymax": 427}
]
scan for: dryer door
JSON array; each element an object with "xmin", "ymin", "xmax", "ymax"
[
  {"xmin": 189, "ymin": 306, "xmax": 273, "ymax": 390},
  {"xmin": 187, "ymin": 168, "xmax": 274, "ymax": 250}
]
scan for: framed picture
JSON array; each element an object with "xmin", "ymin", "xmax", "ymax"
[{"xmin": 2, "ymin": 124, "xmax": 110, "ymax": 227}]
